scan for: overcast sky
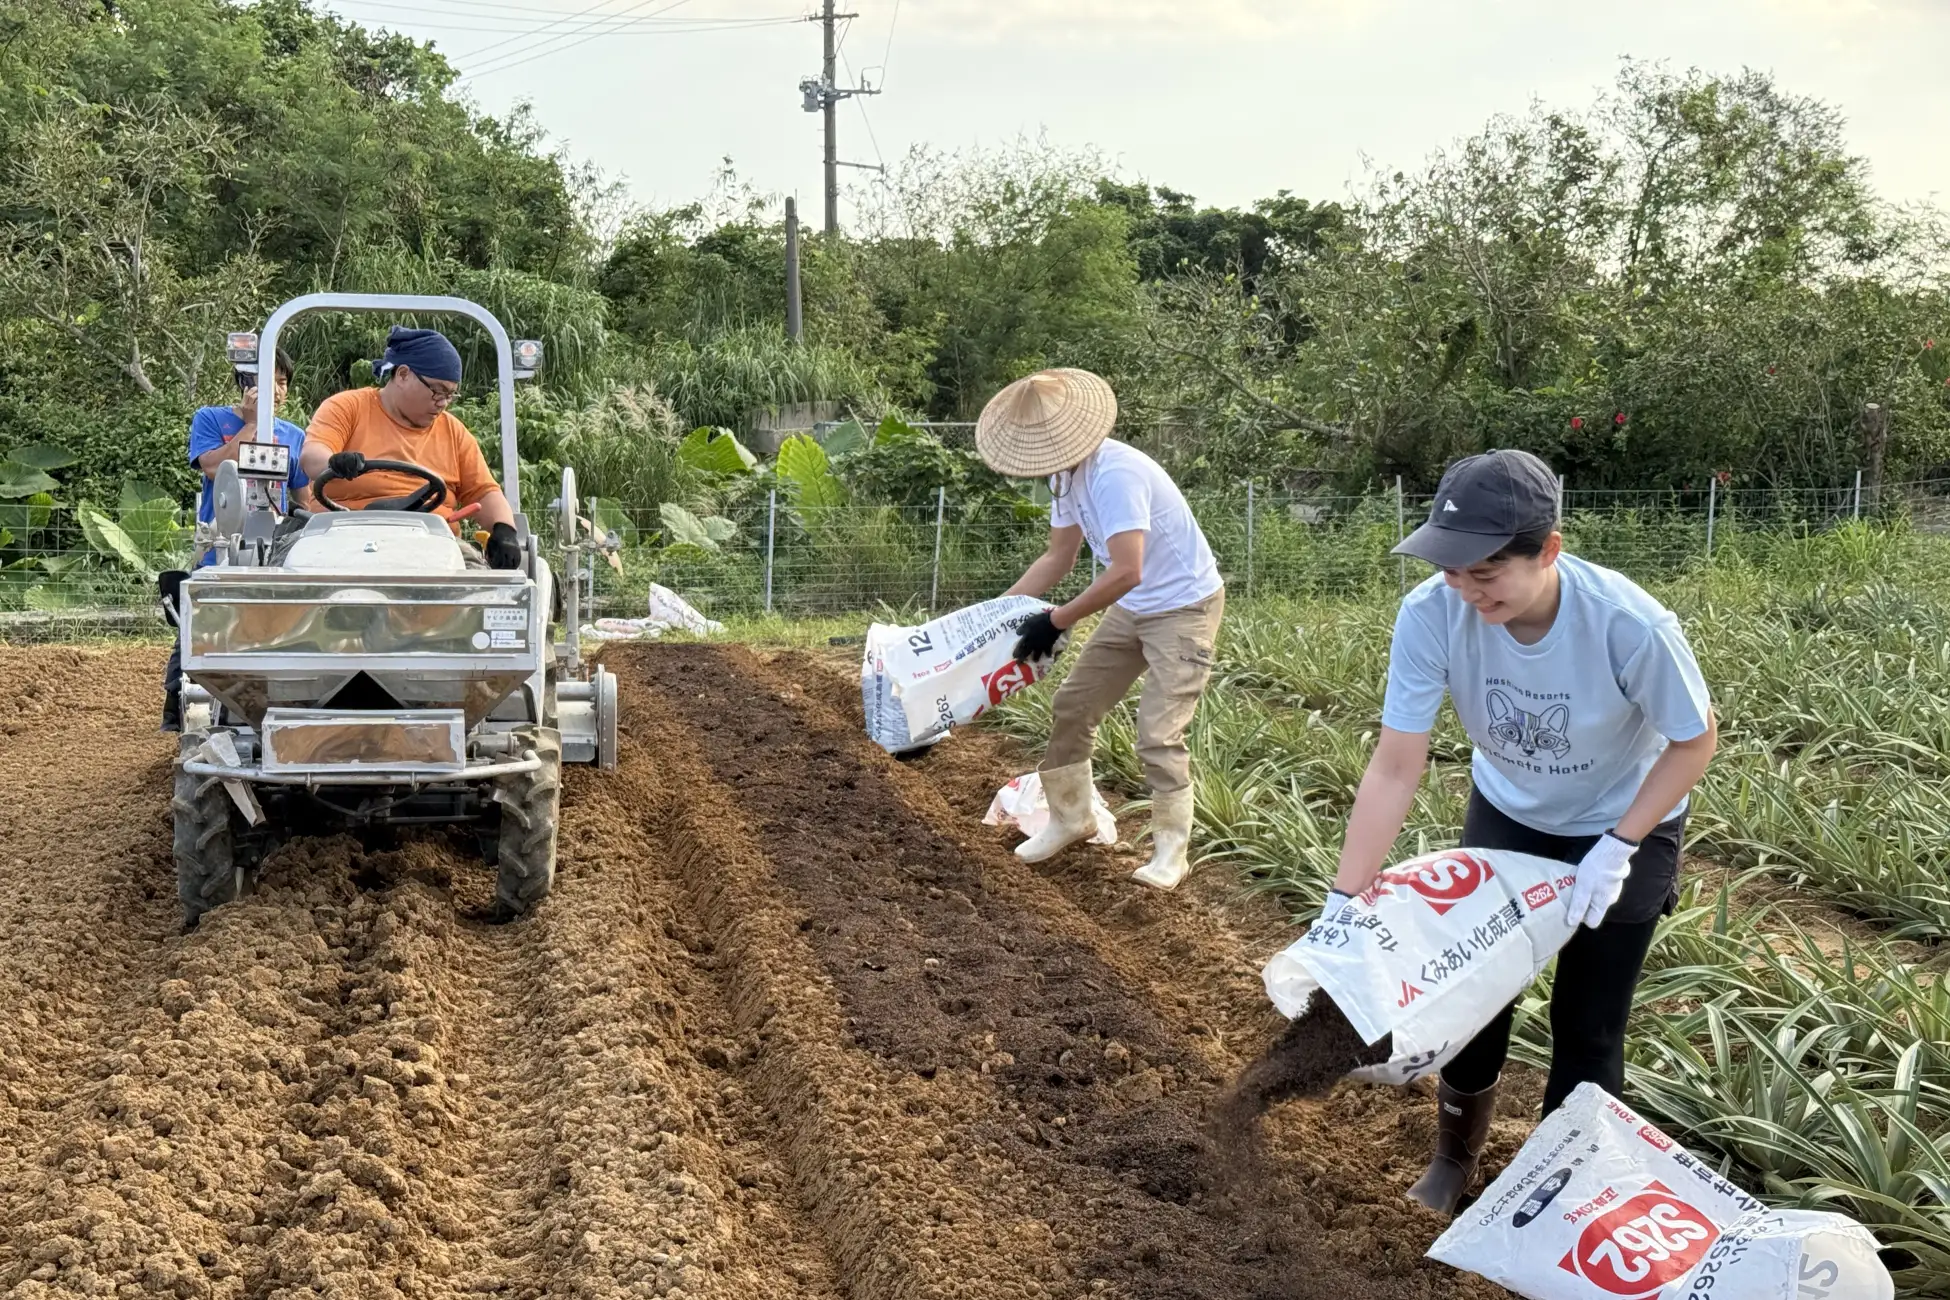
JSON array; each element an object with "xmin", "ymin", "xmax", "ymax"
[{"xmin": 322, "ymin": 0, "xmax": 1949, "ymax": 224}]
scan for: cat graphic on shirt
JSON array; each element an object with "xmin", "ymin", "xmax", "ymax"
[{"xmin": 1486, "ymin": 690, "xmax": 1572, "ymax": 760}]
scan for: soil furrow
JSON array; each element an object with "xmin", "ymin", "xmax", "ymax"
[
  {"xmin": 612, "ymin": 651, "xmax": 1073, "ymax": 1299},
  {"xmin": 613, "ymin": 643, "xmax": 1482, "ymax": 1300}
]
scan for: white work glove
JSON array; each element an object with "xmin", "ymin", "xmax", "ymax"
[
  {"xmin": 1316, "ymin": 889, "xmax": 1355, "ymax": 928},
  {"xmin": 1568, "ymin": 833, "xmax": 1638, "ymax": 929}
]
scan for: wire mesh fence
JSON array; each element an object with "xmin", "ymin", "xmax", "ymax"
[{"xmin": 5, "ymin": 473, "xmax": 1949, "ymax": 632}]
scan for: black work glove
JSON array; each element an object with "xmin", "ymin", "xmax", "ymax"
[
  {"xmin": 1011, "ymin": 609, "xmax": 1065, "ymax": 663},
  {"xmin": 327, "ymin": 450, "xmax": 367, "ymax": 480},
  {"xmin": 485, "ymin": 521, "xmax": 522, "ymax": 570}
]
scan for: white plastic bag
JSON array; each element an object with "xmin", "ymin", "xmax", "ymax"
[
  {"xmin": 1260, "ymin": 846, "xmax": 1579, "ymax": 1084},
  {"xmin": 873, "ymin": 596, "xmax": 1061, "ymax": 743},
  {"xmin": 581, "ymin": 617, "xmax": 667, "ymax": 642},
  {"xmin": 1429, "ymin": 1083, "xmax": 1893, "ymax": 1300},
  {"xmin": 983, "ymin": 772, "xmax": 1119, "ymax": 845},
  {"xmin": 647, "ymin": 583, "xmax": 723, "ymax": 636}
]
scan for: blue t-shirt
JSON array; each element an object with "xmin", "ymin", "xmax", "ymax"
[
  {"xmin": 1380, "ymin": 554, "xmax": 1713, "ymax": 837},
  {"xmin": 188, "ymin": 406, "xmax": 310, "ymax": 522}
]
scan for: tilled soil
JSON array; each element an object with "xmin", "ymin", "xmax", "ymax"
[{"xmin": 0, "ymin": 642, "xmax": 1510, "ymax": 1299}]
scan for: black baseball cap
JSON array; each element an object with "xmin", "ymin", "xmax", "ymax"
[{"xmin": 1393, "ymin": 449, "xmax": 1560, "ymax": 569}]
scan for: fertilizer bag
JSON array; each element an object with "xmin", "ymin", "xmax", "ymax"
[
  {"xmin": 1429, "ymin": 1083, "xmax": 1893, "ymax": 1300},
  {"xmin": 876, "ymin": 596, "xmax": 1062, "ymax": 742},
  {"xmin": 1260, "ymin": 846, "xmax": 1579, "ymax": 1085},
  {"xmin": 861, "ymin": 623, "xmax": 938, "ymax": 755}
]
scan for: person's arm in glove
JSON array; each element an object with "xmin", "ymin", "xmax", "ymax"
[
  {"xmin": 1012, "ymin": 609, "xmax": 1065, "ymax": 662},
  {"xmin": 1571, "ymin": 715, "xmax": 1718, "ymax": 927},
  {"xmin": 327, "ymin": 450, "xmax": 367, "ymax": 480},
  {"xmin": 485, "ymin": 521, "xmax": 522, "ymax": 570},
  {"xmin": 1329, "ymin": 726, "xmax": 1431, "ymax": 898},
  {"xmin": 1005, "ymin": 524, "xmax": 1083, "ymax": 599},
  {"xmin": 1011, "ymin": 528, "xmax": 1145, "ymax": 662},
  {"xmin": 1567, "ymin": 832, "xmax": 1638, "ymax": 928},
  {"xmin": 1316, "ymin": 890, "xmax": 1354, "ymax": 928}
]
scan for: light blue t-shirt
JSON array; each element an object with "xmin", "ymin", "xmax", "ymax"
[
  {"xmin": 188, "ymin": 406, "xmax": 309, "ymax": 522},
  {"xmin": 1380, "ymin": 554, "xmax": 1713, "ymax": 837}
]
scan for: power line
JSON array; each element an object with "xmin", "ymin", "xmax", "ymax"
[
  {"xmin": 877, "ymin": 0, "xmax": 899, "ymax": 87},
  {"xmin": 339, "ymin": 11, "xmax": 800, "ymax": 35},
  {"xmin": 457, "ymin": 0, "xmax": 697, "ymax": 77},
  {"xmin": 333, "ymin": 0, "xmax": 791, "ymax": 19},
  {"xmin": 462, "ymin": 0, "xmax": 746, "ymax": 77},
  {"xmin": 838, "ymin": 45, "xmax": 885, "ymax": 176}
]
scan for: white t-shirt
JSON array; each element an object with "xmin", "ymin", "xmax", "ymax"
[
  {"xmin": 1380, "ymin": 554, "xmax": 1713, "ymax": 837},
  {"xmin": 1049, "ymin": 440, "xmax": 1222, "ymax": 616}
]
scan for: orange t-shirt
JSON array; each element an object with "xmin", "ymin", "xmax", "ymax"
[{"xmin": 305, "ymin": 387, "xmax": 500, "ymax": 511}]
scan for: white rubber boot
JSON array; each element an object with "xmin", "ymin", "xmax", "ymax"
[
  {"xmin": 1016, "ymin": 761, "xmax": 1098, "ymax": 863},
  {"xmin": 1131, "ymin": 788, "xmax": 1195, "ymax": 890}
]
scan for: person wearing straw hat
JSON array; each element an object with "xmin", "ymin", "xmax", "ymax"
[
  {"xmin": 976, "ymin": 368, "xmax": 1225, "ymax": 890},
  {"xmin": 1319, "ymin": 448, "xmax": 1717, "ymax": 1215}
]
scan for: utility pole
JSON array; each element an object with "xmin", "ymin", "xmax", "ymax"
[
  {"xmin": 820, "ymin": 0, "xmax": 838, "ymax": 234},
  {"xmin": 784, "ymin": 196, "xmax": 803, "ymax": 341},
  {"xmin": 799, "ymin": 0, "xmax": 880, "ymax": 236}
]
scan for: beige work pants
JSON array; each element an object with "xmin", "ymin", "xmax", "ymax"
[{"xmin": 1040, "ymin": 588, "xmax": 1225, "ymax": 796}]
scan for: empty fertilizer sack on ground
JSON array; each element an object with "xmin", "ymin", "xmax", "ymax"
[
  {"xmin": 984, "ymin": 771, "xmax": 1118, "ymax": 845},
  {"xmin": 861, "ymin": 596, "xmax": 1062, "ymax": 754},
  {"xmin": 581, "ymin": 584, "xmax": 725, "ymax": 642},
  {"xmin": 1261, "ymin": 846, "xmax": 1579, "ymax": 1085},
  {"xmin": 1430, "ymin": 1082, "xmax": 1894, "ymax": 1300}
]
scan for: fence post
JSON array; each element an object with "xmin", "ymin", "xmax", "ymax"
[
  {"xmin": 1556, "ymin": 474, "xmax": 1566, "ymax": 521},
  {"xmin": 1853, "ymin": 469, "xmax": 1863, "ymax": 520},
  {"xmin": 1245, "ymin": 480, "xmax": 1256, "ymax": 599},
  {"xmin": 1395, "ymin": 475, "xmax": 1406, "ymax": 594},
  {"xmin": 930, "ymin": 485, "xmax": 946, "ymax": 612},
  {"xmin": 1705, "ymin": 476, "xmax": 1717, "ymax": 561},
  {"xmin": 763, "ymin": 488, "xmax": 777, "ymax": 614}
]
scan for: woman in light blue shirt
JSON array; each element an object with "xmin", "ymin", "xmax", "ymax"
[{"xmin": 1324, "ymin": 449, "xmax": 1717, "ymax": 1216}]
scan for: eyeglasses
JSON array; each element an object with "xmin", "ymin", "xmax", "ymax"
[{"xmin": 405, "ymin": 369, "xmax": 458, "ymax": 406}]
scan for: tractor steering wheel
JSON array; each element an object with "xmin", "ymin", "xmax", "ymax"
[{"xmin": 311, "ymin": 458, "xmax": 449, "ymax": 514}]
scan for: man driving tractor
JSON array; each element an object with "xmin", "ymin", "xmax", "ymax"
[{"xmin": 298, "ymin": 325, "xmax": 522, "ymax": 569}]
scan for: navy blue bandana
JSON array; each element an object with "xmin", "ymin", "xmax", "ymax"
[{"xmin": 375, "ymin": 326, "xmax": 462, "ymax": 385}]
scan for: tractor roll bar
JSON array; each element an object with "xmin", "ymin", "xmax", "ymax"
[{"xmin": 255, "ymin": 293, "xmax": 524, "ymax": 515}]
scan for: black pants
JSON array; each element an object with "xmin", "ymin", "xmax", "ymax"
[
  {"xmin": 1439, "ymin": 790, "xmax": 1684, "ymax": 1116},
  {"xmin": 163, "ymin": 643, "xmax": 183, "ymax": 725}
]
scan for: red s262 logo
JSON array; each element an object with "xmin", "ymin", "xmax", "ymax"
[
  {"xmin": 1378, "ymin": 850, "xmax": 1496, "ymax": 916},
  {"xmin": 978, "ymin": 659, "xmax": 1037, "ymax": 713},
  {"xmin": 1557, "ymin": 1182, "xmax": 1718, "ymax": 1298}
]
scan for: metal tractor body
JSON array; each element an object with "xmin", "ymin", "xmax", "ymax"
[{"xmin": 170, "ymin": 294, "xmax": 619, "ymax": 926}]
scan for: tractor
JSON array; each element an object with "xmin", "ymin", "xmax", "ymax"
[{"xmin": 167, "ymin": 293, "xmax": 619, "ymax": 926}]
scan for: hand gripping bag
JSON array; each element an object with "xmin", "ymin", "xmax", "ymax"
[
  {"xmin": 1429, "ymin": 1082, "xmax": 1894, "ymax": 1300},
  {"xmin": 1260, "ymin": 846, "xmax": 1580, "ymax": 1084}
]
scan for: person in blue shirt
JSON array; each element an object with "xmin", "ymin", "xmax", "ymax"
[
  {"xmin": 1318, "ymin": 449, "xmax": 1718, "ymax": 1216},
  {"xmin": 162, "ymin": 349, "xmax": 313, "ymax": 731},
  {"xmin": 187, "ymin": 348, "xmax": 312, "ymax": 523}
]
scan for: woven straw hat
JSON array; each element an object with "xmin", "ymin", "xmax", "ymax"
[{"xmin": 975, "ymin": 368, "xmax": 1117, "ymax": 478}]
